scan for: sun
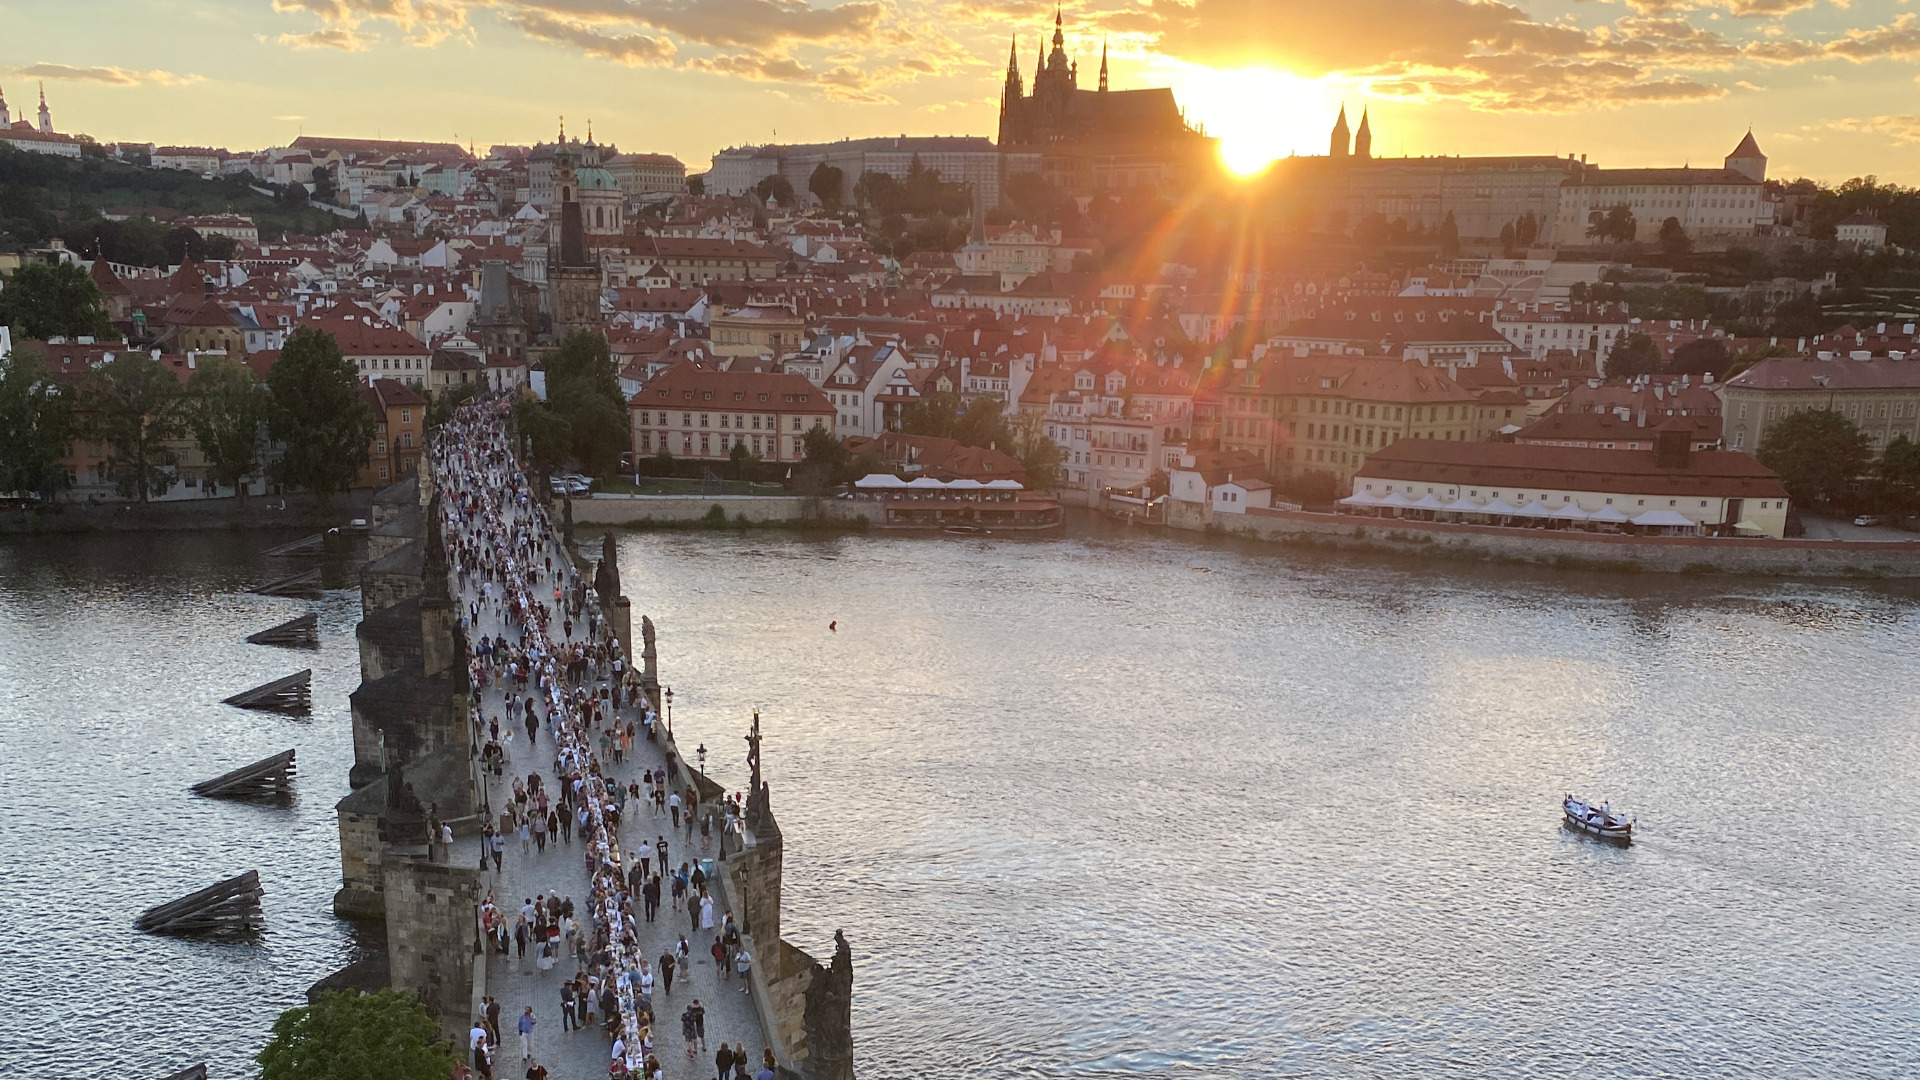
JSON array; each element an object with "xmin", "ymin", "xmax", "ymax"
[{"xmin": 1164, "ymin": 64, "xmax": 1344, "ymax": 177}]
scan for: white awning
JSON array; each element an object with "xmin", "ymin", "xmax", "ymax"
[
  {"xmin": 1377, "ymin": 491, "xmax": 1416, "ymax": 508},
  {"xmin": 1339, "ymin": 491, "xmax": 1380, "ymax": 506},
  {"xmin": 906, "ymin": 476, "xmax": 946, "ymax": 489},
  {"xmin": 1442, "ymin": 496, "xmax": 1483, "ymax": 512},
  {"xmin": 1411, "ymin": 493, "xmax": 1448, "ymax": 510},
  {"xmin": 1513, "ymin": 501, "xmax": 1555, "ymax": 518},
  {"xmin": 1587, "ymin": 505, "xmax": 1631, "ymax": 523},
  {"xmin": 854, "ymin": 473, "xmax": 907, "ymax": 489},
  {"xmin": 1477, "ymin": 498, "xmax": 1522, "ymax": 515},
  {"xmin": 946, "ymin": 478, "xmax": 985, "ymax": 490},
  {"xmin": 1549, "ymin": 502, "xmax": 1591, "ymax": 520},
  {"xmin": 1732, "ymin": 519, "xmax": 1765, "ymax": 532},
  {"xmin": 983, "ymin": 479, "xmax": 1024, "ymax": 490},
  {"xmin": 1632, "ymin": 509, "xmax": 1697, "ymax": 527}
]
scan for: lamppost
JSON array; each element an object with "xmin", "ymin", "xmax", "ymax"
[
  {"xmin": 696, "ymin": 743, "xmax": 708, "ymax": 780},
  {"xmin": 664, "ymin": 686, "xmax": 674, "ymax": 740}
]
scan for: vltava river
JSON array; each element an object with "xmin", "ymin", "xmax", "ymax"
[
  {"xmin": 2, "ymin": 522, "xmax": 1918, "ymax": 1077},
  {"xmin": 622, "ymin": 522, "xmax": 1920, "ymax": 1079}
]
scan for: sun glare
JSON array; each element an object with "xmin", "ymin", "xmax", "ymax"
[{"xmin": 1164, "ymin": 65, "xmax": 1343, "ymax": 177}]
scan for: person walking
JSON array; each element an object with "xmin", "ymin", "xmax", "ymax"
[
  {"xmin": 734, "ymin": 947, "xmax": 751, "ymax": 991},
  {"xmin": 517, "ymin": 1007, "xmax": 537, "ymax": 1062},
  {"xmin": 679, "ymin": 1006, "xmax": 698, "ymax": 1062},
  {"xmin": 659, "ymin": 947, "xmax": 676, "ymax": 996},
  {"xmin": 715, "ymin": 1043, "xmax": 735, "ymax": 1080},
  {"xmin": 560, "ymin": 983, "xmax": 576, "ymax": 1032},
  {"xmin": 643, "ymin": 875, "xmax": 660, "ymax": 923},
  {"xmin": 689, "ymin": 999, "xmax": 707, "ymax": 1053}
]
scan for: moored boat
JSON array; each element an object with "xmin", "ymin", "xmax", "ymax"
[
  {"xmin": 1563, "ymin": 795, "xmax": 1633, "ymax": 843},
  {"xmin": 942, "ymin": 524, "xmax": 990, "ymax": 536}
]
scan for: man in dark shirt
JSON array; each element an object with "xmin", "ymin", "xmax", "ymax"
[{"xmin": 689, "ymin": 998, "xmax": 707, "ymax": 1052}]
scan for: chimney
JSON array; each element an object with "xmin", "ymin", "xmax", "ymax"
[{"xmin": 1654, "ymin": 421, "xmax": 1692, "ymax": 470}]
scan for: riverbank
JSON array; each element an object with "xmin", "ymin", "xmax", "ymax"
[
  {"xmin": 1167, "ymin": 498, "xmax": 1920, "ymax": 577},
  {"xmin": 0, "ymin": 491, "xmax": 374, "ymax": 534}
]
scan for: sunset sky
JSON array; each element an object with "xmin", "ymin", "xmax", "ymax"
[{"xmin": 4, "ymin": 0, "xmax": 1918, "ymax": 182}]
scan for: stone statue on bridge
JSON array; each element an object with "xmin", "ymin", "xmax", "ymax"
[{"xmin": 801, "ymin": 929, "xmax": 854, "ymax": 1080}]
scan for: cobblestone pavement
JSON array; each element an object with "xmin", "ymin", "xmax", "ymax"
[{"xmin": 459, "ymin": 492, "xmax": 762, "ymax": 1080}]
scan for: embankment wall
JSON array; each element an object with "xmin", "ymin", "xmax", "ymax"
[{"xmin": 1167, "ymin": 499, "xmax": 1920, "ymax": 577}]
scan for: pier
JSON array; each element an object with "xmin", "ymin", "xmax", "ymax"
[
  {"xmin": 191, "ymin": 749, "xmax": 296, "ymax": 799},
  {"xmin": 246, "ymin": 612, "xmax": 319, "ymax": 647},
  {"xmin": 135, "ymin": 870, "xmax": 264, "ymax": 936},
  {"xmin": 221, "ymin": 669, "xmax": 312, "ymax": 712}
]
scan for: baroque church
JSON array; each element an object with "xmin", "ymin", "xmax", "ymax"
[
  {"xmin": 545, "ymin": 124, "xmax": 606, "ymax": 343},
  {"xmin": 995, "ymin": 7, "xmax": 1213, "ymax": 198}
]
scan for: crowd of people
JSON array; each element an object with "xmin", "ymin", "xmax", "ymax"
[{"xmin": 431, "ymin": 397, "xmax": 776, "ymax": 1080}]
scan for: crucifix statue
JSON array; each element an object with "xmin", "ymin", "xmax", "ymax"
[{"xmin": 745, "ymin": 709, "xmax": 762, "ymax": 795}]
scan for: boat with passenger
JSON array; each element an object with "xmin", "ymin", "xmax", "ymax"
[{"xmin": 1563, "ymin": 795, "xmax": 1633, "ymax": 843}]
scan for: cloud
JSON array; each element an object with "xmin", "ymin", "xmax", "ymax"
[
  {"xmin": 270, "ymin": 0, "xmax": 473, "ymax": 47},
  {"xmin": 1746, "ymin": 13, "xmax": 1920, "ymax": 62},
  {"xmin": 505, "ymin": 10, "xmax": 678, "ymax": 63},
  {"xmin": 606, "ymin": 0, "xmax": 888, "ymax": 49},
  {"xmin": 13, "ymin": 63, "xmax": 205, "ymax": 86},
  {"xmin": 1835, "ymin": 114, "xmax": 1920, "ymax": 142}
]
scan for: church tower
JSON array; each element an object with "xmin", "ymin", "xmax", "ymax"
[
  {"xmin": 1354, "ymin": 107, "xmax": 1372, "ymax": 160},
  {"xmin": 37, "ymin": 83, "xmax": 52, "ymax": 134},
  {"xmin": 546, "ymin": 121, "xmax": 602, "ymax": 343},
  {"xmin": 1099, "ymin": 39, "xmax": 1109, "ymax": 92},
  {"xmin": 998, "ymin": 37, "xmax": 1024, "ymax": 145},
  {"xmin": 1724, "ymin": 130, "xmax": 1766, "ymax": 183},
  {"xmin": 0, "ymin": 85, "xmax": 10, "ymax": 127},
  {"xmin": 1329, "ymin": 105, "xmax": 1350, "ymax": 159}
]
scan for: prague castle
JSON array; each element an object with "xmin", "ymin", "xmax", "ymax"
[
  {"xmin": 1273, "ymin": 110, "xmax": 1772, "ymax": 245},
  {"xmin": 994, "ymin": 7, "xmax": 1214, "ymax": 197}
]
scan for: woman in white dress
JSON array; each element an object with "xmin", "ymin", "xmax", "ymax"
[{"xmin": 699, "ymin": 890, "xmax": 714, "ymax": 930}]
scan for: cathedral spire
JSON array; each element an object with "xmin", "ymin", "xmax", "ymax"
[
  {"xmin": 1052, "ymin": 2, "xmax": 1064, "ymax": 49},
  {"xmin": 1099, "ymin": 38, "xmax": 1108, "ymax": 92},
  {"xmin": 1354, "ymin": 107, "xmax": 1372, "ymax": 160},
  {"xmin": 1330, "ymin": 104, "xmax": 1350, "ymax": 159},
  {"xmin": 37, "ymin": 82, "xmax": 51, "ymax": 134}
]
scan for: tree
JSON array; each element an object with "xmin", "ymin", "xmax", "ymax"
[
  {"xmin": 187, "ymin": 356, "xmax": 268, "ymax": 497},
  {"xmin": 728, "ymin": 440, "xmax": 761, "ymax": 479},
  {"xmin": 0, "ymin": 347, "xmax": 73, "ymax": 500},
  {"xmin": 1669, "ymin": 337, "xmax": 1731, "ymax": 378},
  {"xmin": 204, "ymin": 234, "xmax": 238, "ymax": 260},
  {"xmin": 0, "ymin": 260, "xmax": 115, "ymax": 340},
  {"xmin": 515, "ymin": 393, "xmax": 573, "ymax": 472},
  {"xmin": 267, "ymin": 327, "xmax": 378, "ymax": 502},
  {"xmin": 1658, "ymin": 216, "xmax": 1690, "ymax": 256},
  {"xmin": 1757, "ymin": 408, "xmax": 1871, "ymax": 507},
  {"xmin": 687, "ymin": 174, "xmax": 706, "ymax": 197},
  {"xmin": 257, "ymin": 989, "xmax": 457, "ymax": 1080},
  {"xmin": 899, "ymin": 391, "xmax": 961, "ymax": 439},
  {"xmin": 802, "ymin": 424, "xmax": 847, "ymax": 479},
  {"xmin": 1605, "ymin": 332, "xmax": 1660, "ymax": 378},
  {"xmin": 807, "ymin": 163, "xmax": 844, "ymax": 210},
  {"xmin": 1586, "ymin": 204, "xmax": 1636, "ymax": 244},
  {"xmin": 311, "ymin": 168, "xmax": 337, "ymax": 203},
  {"xmin": 1875, "ymin": 433, "xmax": 1920, "ymax": 515},
  {"xmin": 533, "ymin": 330, "xmax": 626, "ymax": 474},
  {"xmin": 164, "ymin": 224, "xmax": 207, "ymax": 265},
  {"xmin": 1437, "ymin": 211, "xmax": 1460, "ymax": 256},
  {"xmin": 1772, "ymin": 292, "xmax": 1827, "ymax": 339},
  {"xmin": 754, "ymin": 174, "xmax": 795, "ymax": 208},
  {"xmin": 76, "ymin": 351, "xmax": 185, "ymax": 502}
]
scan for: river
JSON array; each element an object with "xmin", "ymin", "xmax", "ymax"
[{"xmin": 2, "ymin": 522, "xmax": 1917, "ymax": 1078}]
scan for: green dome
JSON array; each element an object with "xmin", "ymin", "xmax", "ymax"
[{"xmin": 576, "ymin": 167, "xmax": 619, "ymax": 191}]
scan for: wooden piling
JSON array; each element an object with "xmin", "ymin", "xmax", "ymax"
[
  {"xmin": 260, "ymin": 534, "xmax": 325, "ymax": 558},
  {"xmin": 245, "ymin": 612, "xmax": 318, "ymax": 647},
  {"xmin": 160, "ymin": 1065, "xmax": 208, "ymax": 1080},
  {"xmin": 191, "ymin": 749, "xmax": 296, "ymax": 799},
  {"xmin": 222, "ymin": 670, "xmax": 312, "ymax": 713},
  {"xmin": 249, "ymin": 568, "xmax": 323, "ymax": 599},
  {"xmin": 135, "ymin": 870, "xmax": 264, "ymax": 935}
]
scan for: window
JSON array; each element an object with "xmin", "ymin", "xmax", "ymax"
[{"xmin": 791, "ymin": 417, "xmax": 802, "ymax": 431}]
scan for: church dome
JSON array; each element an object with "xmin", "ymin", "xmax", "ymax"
[{"xmin": 575, "ymin": 167, "xmax": 619, "ymax": 191}]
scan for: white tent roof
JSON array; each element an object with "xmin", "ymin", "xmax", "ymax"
[
  {"xmin": 1588, "ymin": 505, "xmax": 1631, "ymax": 523},
  {"xmin": 1478, "ymin": 498, "xmax": 1522, "ymax": 515},
  {"xmin": 984, "ymin": 479, "xmax": 1023, "ymax": 490},
  {"xmin": 1632, "ymin": 509, "xmax": 1697, "ymax": 527},
  {"xmin": 1442, "ymin": 496, "xmax": 1483, "ymax": 512},
  {"xmin": 1732, "ymin": 519, "xmax": 1765, "ymax": 532},
  {"xmin": 1411, "ymin": 493, "xmax": 1448, "ymax": 509},
  {"xmin": 906, "ymin": 476, "xmax": 946, "ymax": 489},
  {"xmin": 1339, "ymin": 491, "xmax": 1379, "ymax": 506},
  {"xmin": 1513, "ymin": 501, "xmax": 1555, "ymax": 518},
  {"xmin": 946, "ymin": 478, "xmax": 985, "ymax": 490},
  {"xmin": 854, "ymin": 473, "xmax": 907, "ymax": 489},
  {"xmin": 1549, "ymin": 502, "xmax": 1591, "ymax": 520},
  {"xmin": 1377, "ymin": 491, "xmax": 1416, "ymax": 508}
]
